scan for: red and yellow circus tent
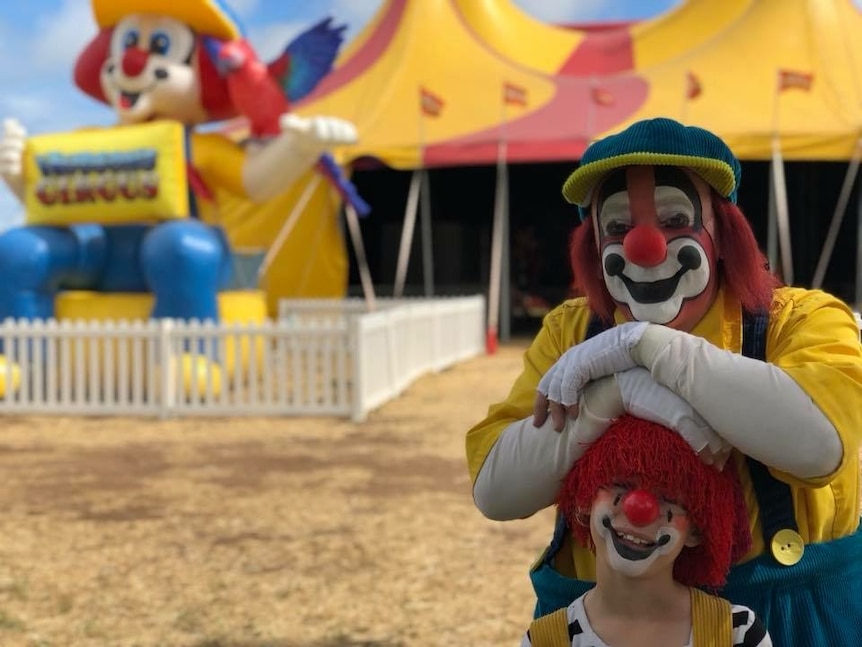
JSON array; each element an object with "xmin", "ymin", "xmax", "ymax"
[
  {"xmin": 226, "ymin": 0, "xmax": 862, "ymax": 313},
  {"xmin": 296, "ymin": 0, "xmax": 862, "ymax": 165}
]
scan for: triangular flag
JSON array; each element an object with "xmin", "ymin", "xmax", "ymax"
[
  {"xmin": 503, "ymin": 81, "xmax": 528, "ymax": 107},
  {"xmin": 778, "ymin": 69, "xmax": 814, "ymax": 92},
  {"xmin": 420, "ymin": 86, "xmax": 445, "ymax": 117}
]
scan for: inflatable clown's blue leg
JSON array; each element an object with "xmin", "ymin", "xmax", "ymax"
[
  {"xmin": 0, "ymin": 224, "xmax": 107, "ymax": 321},
  {"xmin": 141, "ymin": 220, "xmax": 233, "ymax": 322}
]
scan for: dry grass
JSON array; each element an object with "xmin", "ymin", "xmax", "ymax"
[{"xmin": 0, "ymin": 341, "xmax": 554, "ymax": 647}]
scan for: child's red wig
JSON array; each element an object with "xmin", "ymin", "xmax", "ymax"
[{"xmin": 558, "ymin": 415, "xmax": 751, "ymax": 588}]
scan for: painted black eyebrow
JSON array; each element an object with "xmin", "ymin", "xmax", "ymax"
[
  {"xmin": 654, "ymin": 167, "xmax": 702, "ymax": 221},
  {"xmin": 595, "ymin": 166, "xmax": 703, "ymax": 227},
  {"xmin": 596, "ymin": 168, "xmax": 628, "ymax": 216}
]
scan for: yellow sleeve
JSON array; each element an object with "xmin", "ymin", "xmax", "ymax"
[
  {"xmin": 766, "ymin": 286, "xmax": 862, "ymax": 489},
  {"xmin": 465, "ymin": 299, "xmax": 594, "ymax": 483},
  {"xmin": 190, "ymin": 132, "xmax": 247, "ymax": 198}
]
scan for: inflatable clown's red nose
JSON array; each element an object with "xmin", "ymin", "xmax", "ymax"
[
  {"xmin": 122, "ymin": 47, "xmax": 148, "ymax": 77},
  {"xmin": 622, "ymin": 489, "xmax": 660, "ymax": 526},
  {"xmin": 623, "ymin": 225, "xmax": 667, "ymax": 267}
]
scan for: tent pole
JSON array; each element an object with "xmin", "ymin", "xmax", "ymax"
[
  {"xmin": 393, "ymin": 170, "xmax": 422, "ymax": 298},
  {"xmin": 487, "ymin": 146, "xmax": 507, "ymax": 354},
  {"xmin": 770, "ymin": 137, "xmax": 794, "ymax": 284},
  {"xmin": 420, "ymin": 169, "xmax": 435, "ymax": 296},
  {"xmin": 812, "ymin": 138, "xmax": 862, "ymax": 289},
  {"xmin": 767, "ymin": 162, "xmax": 778, "ymax": 274},
  {"xmin": 499, "ymin": 159, "xmax": 511, "ymax": 343},
  {"xmin": 257, "ymin": 174, "xmax": 323, "ymax": 282},
  {"xmin": 344, "ymin": 202, "xmax": 377, "ymax": 312}
]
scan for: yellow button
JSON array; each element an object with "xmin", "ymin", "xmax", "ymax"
[{"xmin": 771, "ymin": 529, "xmax": 805, "ymax": 566}]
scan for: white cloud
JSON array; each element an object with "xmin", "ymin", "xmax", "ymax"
[
  {"xmin": 225, "ymin": 0, "xmax": 259, "ymax": 18},
  {"xmin": 30, "ymin": 0, "xmax": 98, "ymax": 72}
]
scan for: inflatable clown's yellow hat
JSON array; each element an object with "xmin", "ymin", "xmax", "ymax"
[{"xmin": 91, "ymin": 0, "xmax": 243, "ymax": 41}]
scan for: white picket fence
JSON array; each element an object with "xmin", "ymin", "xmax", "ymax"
[{"xmin": 0, "ymin": 295, "xmax": 485, "ymax": 421}]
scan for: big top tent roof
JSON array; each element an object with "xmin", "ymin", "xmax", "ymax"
[{"xmin": 291, "ymin": 0, "xmax": 862, "ymax": 168}]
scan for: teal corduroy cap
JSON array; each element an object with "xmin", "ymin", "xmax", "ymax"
[{"xmin": 562, "ymin": 118, "xmax": 742, "ymax": 220}]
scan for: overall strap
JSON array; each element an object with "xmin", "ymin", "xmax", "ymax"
[
  {"xmin": 740, "ymin": 310, "xmax": 800, "ymax": 551},
  {"xmin": 527, "ymin": 607, "xmax": 571, "ymax": 647},
  {"xmin": 690, "ymin": 588, "xmax": 733, "ymax": 646},
  {"xmin": 542, "ymin": 313, "xmax": 613, "ymax": 566}
]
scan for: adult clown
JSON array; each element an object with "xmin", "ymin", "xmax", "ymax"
[
  {"xmin": 467, "ymin": 119, "xmax": 862, "ymax": 644},
  {"xmin": 0, "ymin": 0, "xmax": 357, "ymax": 389}
]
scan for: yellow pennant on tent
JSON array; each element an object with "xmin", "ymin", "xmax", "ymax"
[{"xmin": 23, "ymin": 120, "xmax": 189, "ymax": 225}]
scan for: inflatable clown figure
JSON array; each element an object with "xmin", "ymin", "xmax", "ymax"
[{"xmin": 0, "ymin": 0, "xmax": 360, "ymax": 388}]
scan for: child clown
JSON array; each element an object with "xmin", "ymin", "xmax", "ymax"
[{"xmin": 522, "ymin": 415, "xmax": 772, "ymax": 647}]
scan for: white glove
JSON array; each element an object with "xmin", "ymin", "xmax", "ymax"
[
  {"xmin": 279, "ymin": 114, "xmax": 358, "ymax": 150},
  {"xmin": 537, "ymin": 321, "xmax": 648, "ymax": 408},
  {"xmin": 615, "ymin": 367, "xmax": 731, "ymax": 467},
  {"xmin": 0, "ymin": 118, "xmax": 26, "ymax": 182}
]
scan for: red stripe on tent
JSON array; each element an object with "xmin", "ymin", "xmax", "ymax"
[
  {"xmin": 297, "ymin": 0, "xmax": 408, "ymax": 106},
  {"xmin": 423, "ymin": 76, "xmax": 648, "ymax": 166},
  {"xmin": 557, "ymin": 26, "xmax": 635, "ymax": 76}
]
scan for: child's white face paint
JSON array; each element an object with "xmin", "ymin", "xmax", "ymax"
[{"xmin": 590, "ymin": 486, "xmax": 693, "ymax": 578}]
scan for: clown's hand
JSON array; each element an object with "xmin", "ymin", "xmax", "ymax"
[
  {"xmin": 279, "ymin": 114, "xmax": 358, "ymax": 151},
  {"xmin": 534, "ymin": 321, "xmax": 649, "ymax": 430},
  {"xmin": 616, "ymin": 367, "xmax": 731, "ymax": 468},
  {"xmin": 0, "ymin": 118, "xmax": 26, "ymax": 201},
  {"xmin": 243, "ymin": 114, "xmax": 359, "ymax": 202}
]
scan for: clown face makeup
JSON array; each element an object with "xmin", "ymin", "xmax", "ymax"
[
  {"xmin": 590, "ymin": 484, "xmax": 699, "ymax": 579},
  {"xmin": 593, "ymin": 166, "xmax": 719, "ymax": 328},
  {"xmin": 101, "ymin": 14, "xmax": 208, "ymax": 125}
]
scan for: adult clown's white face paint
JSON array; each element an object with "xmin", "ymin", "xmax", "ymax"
[
  {"xmin": 590, "ymin": 484, "xmax": 700, "ymax": 579},
  {"xmin": 101, "ymin": 14, "xmax": 208, "ymax": 125},
  {"xmin": 593, "ymin": 166, "xmax": 720, "ymax": 330}
]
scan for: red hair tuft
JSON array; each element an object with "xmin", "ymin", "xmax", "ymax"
[{"xmin": 558, "ymin": 415, "xmax": 751, "ymax": 588}]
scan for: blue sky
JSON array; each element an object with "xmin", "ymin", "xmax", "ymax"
[{"xmin": 0, "ymin": 0, "xmax": 682, "ymax": 228}]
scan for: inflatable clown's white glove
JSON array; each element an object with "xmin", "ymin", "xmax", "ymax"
[
  {"xmin": 615, "ymin": 367, "xmax": 731, "ymax": 468},
  {"xmin": 279, "ymin": 114, "xmax": 358, "ymax": 151},
  {"xmin": 474, "ymin": 376, "xmax": 623, "ymax": 521},
  {"xmin": 535, "ymin": 321, "xmax": 649, "ymax": 429},
  {"xmin": 631, "ymin": 324, "xmax": 842, "ymax": 479},
  {"xmin": 241, "ymin": 114, "xmax": 358, "ymax": 203},
  {"xmin": 0, "ymin": 118, "xmax": 26, "ymax": 202}
]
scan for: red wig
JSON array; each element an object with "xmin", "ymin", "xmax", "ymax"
[
  {"xmin": 569, "ymin": 191, "xmax": 780, "ymax": 322},
  {"xmin": 558, "ymin": 415, "xmax": 751, "ymax": 588}
]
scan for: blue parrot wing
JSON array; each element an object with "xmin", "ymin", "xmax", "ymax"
[{"xmin": 279, "ymin": 17, "xmax": 346, "ymax": 103}]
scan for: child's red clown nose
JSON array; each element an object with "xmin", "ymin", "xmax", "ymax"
[
  {"xmin": 622, "ymin": 489, "xmax": 660, "ymax": 526},
  {"xmin": 623, "ymin": 225, "xmax": 667, "ymax": 267}
]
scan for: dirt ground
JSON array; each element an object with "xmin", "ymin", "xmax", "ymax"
[{"xmin": 0, "ymin": 341, "xmax": 555, "ymax": 647}]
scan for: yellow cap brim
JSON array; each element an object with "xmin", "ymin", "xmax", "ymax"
[
  {"xmin": 92, "ymin": 0, "xmax": 241, "ymax": 41},
  {"xmin": 562, "ymin": 152, "xmax": 737, "ymax": 207}
]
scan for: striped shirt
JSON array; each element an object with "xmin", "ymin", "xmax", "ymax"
[{"xmin": 521, "ymin": 594, "xmax": 772, "ymax": 647}]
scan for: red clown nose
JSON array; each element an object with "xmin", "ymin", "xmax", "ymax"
[
  {"xmin": 623, "ymin": 225, "xmax": 667, "ymax": 267},
  {"xmin": 622, "ymin": 489, "xmax": 660, "ymax": 526}
]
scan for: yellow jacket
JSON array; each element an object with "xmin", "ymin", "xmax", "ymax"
[{"xmin": 466, "ymin": 285, "xmax": 862, "ymax": 580}]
